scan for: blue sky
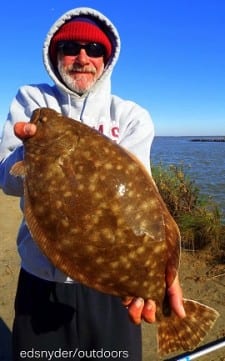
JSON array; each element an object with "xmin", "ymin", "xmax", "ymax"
[{"xmin": 0, "ymin": 0, "xmax": 225, "ymax": 136}]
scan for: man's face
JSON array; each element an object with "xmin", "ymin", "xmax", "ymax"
[{"xmin": 57, "ymin": 41, "xmax": 105, "ymax": 94}]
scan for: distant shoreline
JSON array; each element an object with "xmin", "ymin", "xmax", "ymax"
[{"xmin": 190, "ymin": 138, "xmax": 225, "ymax": 142}]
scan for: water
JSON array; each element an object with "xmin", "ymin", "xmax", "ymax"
[{"xmin": 151, "ymin": 136, "xmax": 225, "ymax": 221}]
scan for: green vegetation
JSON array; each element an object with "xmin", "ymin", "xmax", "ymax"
[{"xmin": 152, "ymin": 163, "xmax": 225, "ymax": 262}]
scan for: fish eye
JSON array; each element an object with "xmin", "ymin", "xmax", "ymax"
[
  {"xmin": 41, "ymin": 117, "xmax": 48, "ymax": 123},
  {"xmin": 40, "ymin": 116, "xmax": 48, "ymax": 123}
]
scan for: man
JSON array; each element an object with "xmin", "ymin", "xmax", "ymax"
[{"xmin": 0, "ymin": 7, "xmax": 185, "ymax": 360}]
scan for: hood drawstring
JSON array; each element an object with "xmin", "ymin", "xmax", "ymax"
[{"xmin": 67, "ymin": 94, "xmax": 72, "ymax": 118}]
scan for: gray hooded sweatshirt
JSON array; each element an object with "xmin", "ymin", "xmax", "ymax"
[{"xmin": 0, "ymin": 7, "xmax": 154, "ymax": 282}]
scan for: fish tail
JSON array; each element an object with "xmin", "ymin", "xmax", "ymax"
[{"xmin": 157, "ymin": 298, "xmax": 219, "ymax": 356}]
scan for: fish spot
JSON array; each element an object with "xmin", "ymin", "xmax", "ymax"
[
  {"xmin": 125, "ymin": 164, "xmax": 137, "ymax": 174},
  {"xmin": 111, "ymin": 203, "xmax": 120, "ymax": 215},
  {"xmin": 99, "ymin": 174, "xmax": 107, "ymax": 181},
  {"xmin": 136, "ymin": 246, "xmax": 145, "ymax": 255},
  {"xmin": 140, "ymin": 201, "xmax": 149, "ymax": 211},
  {"xmin": 124, "ymin": 262, "xmax": 131, "ymax": 270},
  {"xmin": 55, "ymin": 200, "xmax": 63, "ymax": 209},
  {"xmin": 142, "ymin": 281, "xmax": 149, "ymax": 288},
  {"xmin": 85, "ymin": 245, "xmax": 95, "ymax": 253},
  {"xmin": 114, "ymin": 216, "xmax": 124, "ymax": 226},
  {"xmin": 102, "ymin": 146, "xmax": 110, "ymax": 154},
  {"xmin": 61, "ymin": 218, "xmax": 69, "ymax": 228},
  {"xmin": 119, "ymin": 255, "xmax": 127, "ymax": 264},
  {"xmin": 83, "ymin": 150, "xmax": 92, "ymax": 159},
  {"xmin": 119, "ymin": 275, "xmax": 129, "ymax": 283},
  {"xmin": 88, "ymin": 183, "xmax": 96, "ymax": 192},
  {"xmin": 125, "ymin": 204, "xmax": 134, "ymax": 213},
  {"xmin": 70, "ymin": 228, "xmax": 79, "ymax": 235},
  {"xmin": 116, "ymin": 164, "xmax": 123, "ymax": 171},
  {"xmin": 101, "ymin": 227, "xmax": 114, "ymax": 240},
  {"xmin": 60, "ymin": 238, "xmax": 72, "ymax": 249},
  {"xmin": 144, "ymin": 259, "xmax": 151, "ymax": 267},
  {"xmin": 77, "ymin": 165, "xmax": 84, "ymax": 173},
  {"xmin": 134, "ymin": 213, "xmax": 142, "ymax": 221},
  {"xmin": 64, "ymin": 191, "xmax": 72, "ymax": 198},
  {"xmin": 77, "ymin": 183, "xmax": 85, "ymax": 191},
  {"xmin": 95, "ymin": 257, "xmax": 105, "ymax": 265},
  {"xmin": 127, "ymin": 190, "xmax": 135, "ymax": 198},
  {"xmin": 143, "ymin": 235, "xmax": 150, "ymax": 244},
  {"xmin": 94, "ymin": 192, "xmax": 103, "ymax": 200},
  {"xmin": 110, "ymin": 261, "xmax": 119, "ymax": 269},
  {"xmin": 139, "ymin": 220, "xmax": 149, "ymax": 229},
  {"xmin": 131, "ymin": 280, "xmax": 139, "ymax": 287},
  {"xmin": 94, "ymin": 160, "xmax": 103, "ymax": 167},
  {"xmin": 104, "ymin": 162, "xmax": 113, "ymax": 170},
  {"xmin": 128, "ymin": 252, "xmax": 136, "ymax": 260},
  {"xmin": 95, "ymin": 209, "xmax": 103, "ymax": 217}
]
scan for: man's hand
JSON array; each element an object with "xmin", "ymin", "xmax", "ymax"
[
  {"xmin": 123, "ymin": 275, "xmax": 186, "ymax": 325},
  {"xmin": 122, "ymin": 297, "xmax": 157, "ymax": 324},
  {"xmin": 167, "ymin": 274, "xmax": 185, "ymax": 318},
  {"xmin": 14, "ymin": 122, "xmax": 37, "ymax": 139}
]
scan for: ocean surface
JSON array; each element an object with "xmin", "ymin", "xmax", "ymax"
[{"xmin": 151, "ymin": 136, "xmax": 225, "ymax": 221}]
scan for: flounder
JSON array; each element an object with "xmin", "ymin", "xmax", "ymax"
[{"xmin": 11, "ymin": 108, "xmax": 219, "ymax": 356}]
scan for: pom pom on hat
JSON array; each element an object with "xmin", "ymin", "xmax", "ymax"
[{"xmin": 50, "ymin": 17, "xmax": 112, "ymax": 65}]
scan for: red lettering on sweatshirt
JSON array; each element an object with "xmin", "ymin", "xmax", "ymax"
[{"xmin": 97, "ymin": 124, "xmax": 119, "ymax": 139}]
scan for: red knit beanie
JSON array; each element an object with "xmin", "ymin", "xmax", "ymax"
[{"xmin": 50, "ymin": 18, "xmax": 112, "ymax": 66}]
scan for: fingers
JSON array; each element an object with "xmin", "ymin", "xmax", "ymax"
[
  {"xmin": 14, "ymin": 122, "xmax": 36, "ymax": 139},
  {"xmin": 167, "ymin": 275, "xmax": 186, "ymax": 319},
  {"xmin": 123, "ymin": 277, "xmax": 185, "ymax": 325},
  {"xmin": 127, "ymin": 298, "xmax": 144, "ymax": 324},
  {"xmin": 141, "ymin": 299, "xmax": 156, "ymax": 323},
  {"xmin": 126, "ymin": 298, "xmax": 156, "ymax": 325}
]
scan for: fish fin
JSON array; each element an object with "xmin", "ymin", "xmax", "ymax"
[
  {"xmin": 24, "ymin": 186, "xmax": 49, "ymax": 250},
  {"xmin": 24, "ymin": 187, "xmax": 66, "ymax": 274},
  {"xmin": 157, "ymin": 298, "xmax": 219, "ymax": 356},
  {"xmin": 10, "ymin": 161, "xmax": 26, "ymax": 177}
]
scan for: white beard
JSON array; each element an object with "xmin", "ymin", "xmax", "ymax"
[{"xmin": 57, "ymin": 60, "xmax": 104, "ymax": 95}]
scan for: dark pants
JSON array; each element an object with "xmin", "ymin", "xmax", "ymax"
[{"xmin": 12, "ymin": 269, "xmax": 142, "ymax": 360}]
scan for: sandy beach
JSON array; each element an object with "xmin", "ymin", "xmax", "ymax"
[{"xmin": 0, "ymin": 189, "xmax": 224, "ymax": 360}]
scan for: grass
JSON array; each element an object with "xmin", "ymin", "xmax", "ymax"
[{"xmin": 152, "ymin": 163, "xmax": 225, "ymax": 262}]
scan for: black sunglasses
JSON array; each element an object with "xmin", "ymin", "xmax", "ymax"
[{"xmin": 57, "ymin": 41, "xmax": 106, "ymax": 58}]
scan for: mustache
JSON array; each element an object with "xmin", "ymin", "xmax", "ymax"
[{"xmin": 69, "ymin": 65, "xmax": 97, "ymax": 74}]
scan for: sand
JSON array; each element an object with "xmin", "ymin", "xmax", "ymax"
[{"xmin": 0, "ymin": 189, "xmax": 224, "ymax": 361}]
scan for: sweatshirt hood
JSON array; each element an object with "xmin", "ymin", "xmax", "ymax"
[{"xmin": 43, "ymin": 7, "xmax": 120, "ymax": 99}]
